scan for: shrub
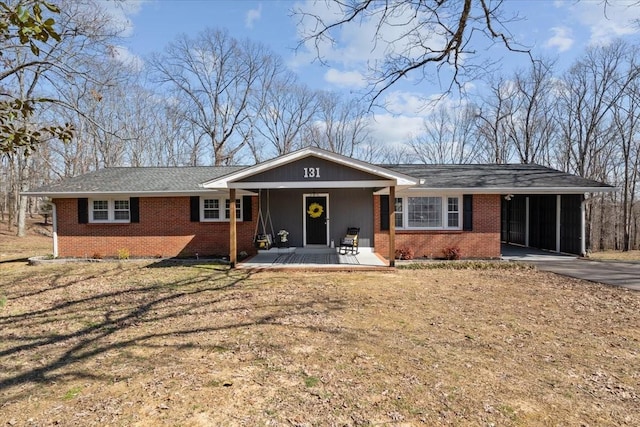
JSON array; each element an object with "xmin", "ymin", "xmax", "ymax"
[
  {"xmin": 395, "ymin": 247, "xmax": 414, "ymax": 260},
  {"xmin": 442, "ymin": 246, "xmax": 462, "ymax": 260},
  {"xmin": 117, "ymin": 248, "xmax": 130, "ymax": 260}
]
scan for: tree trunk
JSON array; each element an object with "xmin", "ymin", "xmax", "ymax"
[{"xmin": 16, "ymin": 155, "xmax": 31, "ymax": 237}]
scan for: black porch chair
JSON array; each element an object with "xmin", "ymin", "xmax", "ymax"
[{"xmin": 338, "ymin": 227, "xmax": 360, "ymax": 255}]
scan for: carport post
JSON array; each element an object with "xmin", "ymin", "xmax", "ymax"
[
  {"xmin": 389, "ymin": 185, "xmax": 396, "ymax": 267},
  {"xmin": 581, "ymin": 195, "xmax": 586, "ymax": 256},
  {"xmin": 556, "ymin": 195, "xmax": 561, "ymax": 253},
  {"xmin": 230, "ymin": 188, "xmax": 237, "ymax": 268},
  {"xmin": 525, "ymin": 197, "xmax": 530, "ymax": 247}
]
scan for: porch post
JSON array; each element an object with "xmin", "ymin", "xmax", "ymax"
[
  {"xmin": 556, "ymin": 194, "xmax": 561, "ymax": 253},
  {"xmin": 230, "ymin": 188, "xmax": 237, "ymax": 268},
  {"xmin": 389, "ymin": 185, "xmax": 396, "ymax": 267}
]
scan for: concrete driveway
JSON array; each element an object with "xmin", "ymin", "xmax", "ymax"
[{"xmin": 502, "ymin": 244, "xmax": 640, "ymax": 291}]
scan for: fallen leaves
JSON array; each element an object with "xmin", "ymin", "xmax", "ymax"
[{"xmin": 0, "ymin": 262, "xmax": 638, "ymax": 426}]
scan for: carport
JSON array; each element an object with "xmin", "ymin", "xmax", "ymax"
[{"xmin": 501, "ymin": 194, "xmax": 585, "ymax": 255}]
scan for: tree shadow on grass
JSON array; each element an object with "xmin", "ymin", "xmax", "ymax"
[{"xmin": 0, "ymin": 263, "xmax": 349, "ymax": 403}]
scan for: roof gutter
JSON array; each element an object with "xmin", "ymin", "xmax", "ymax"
[
  {"xmin": 375, "ymin": 186, "xmax": 616, "ymax": 195},
  {"xmin": 21, "ymin": 189, "xmax": 257, "ymax": 198}
]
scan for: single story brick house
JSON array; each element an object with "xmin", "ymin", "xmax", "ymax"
[{"xmin": 26, "ymin": 147, "xmax": 613, "ymax": 266}]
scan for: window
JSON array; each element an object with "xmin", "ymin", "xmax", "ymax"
[
  {"xmin": 408, "ymin": 196, "xmax": 442, "ymax": 228},
  {"xmin": 114, "ymin": 200, "xmax": 130, "ymax": 221},
  {"xmin": 90, "ymin": 199, "xmax": 130, "ymax": 223},
  {"xmin": 203, "ymin": 199, "xmax": 220, "ymax": 219},
  {"xmin": 447, "ymin": 197, "xmax": 459, "ymax": 228},
  {"xmin": 92, "ymin": 200, "xmax": 109, "ymax": 221},
  {"xmin": 201, "ymin": 197, "xmax": 243, "ymax": 222},
  {"xmin": 394, "ymin": 197, "xmax": 403, "ymax": 228},
  {"xmin": 394, "ymin": 195, "xmax": 461, "ymax": 229},
  {"xmin": 225, "ymin": 199, "xmax": 241, "ymax": 220}
]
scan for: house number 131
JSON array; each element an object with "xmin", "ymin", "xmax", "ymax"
[{"xmin": 303, "ymin": 167, "xmax": 320, "ymax": 178}]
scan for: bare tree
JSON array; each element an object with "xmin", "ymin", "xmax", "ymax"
[
  {"xmin": 611, "ymin": 56, "xmax": 640, "ymax": 251},
  {"xmin": 304, "ymin": 93, "xmax": 372, "ymax": 157},
  {"xmin": 556, "ymin": 41, "xmax": 638, "ymax": 178},
  {"xmin": 409, "ymin": 103, "xmax": 479, "ymax": 164},
  {"xmin": 0, "ymin": 0, "xmax": 73, "ymax": 154},
  {"xmin": 2, "ymin": 0, "xmax": 124, "ymax": 235},
  {"xmin": 475, "ymin": 76, "xmax": 513, "ymax": 163},
  {"xmin": 149, "ymin": 28, "xmax": 279, "ymax": 165},
  {"xmin": 250, "ymin": 71, "xmax": 319, "ymax": 161},
  {"xmin": 295, "ymin": 0, "xmax": 529, "ymax": 105},
  {"xmin": 554, "ymin": 41, "xmax": 640, "ymax": 250},
  {"xmin": 504, "ymin": 60, "xmax": 558, "ymax": 164}
]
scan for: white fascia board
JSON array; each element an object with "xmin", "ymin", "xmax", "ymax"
[
  {"xmin": 375, "ymin": 186, "xmax": 617, "ymax": 195},
  {"xmin": 229, "ymin": 180, "xmax": 396, "ymax": 189},
  {"xmin": 21, "ymin": 189, "xmax": 257, "ymax": 198},
  {"xmin": 202, "ymin": 147, "xmax": 418, "ymax": 188}
]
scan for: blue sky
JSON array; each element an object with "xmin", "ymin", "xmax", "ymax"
[{"xmin": 105, "ymin": 0, "xmax": 640, "ymax": 147}]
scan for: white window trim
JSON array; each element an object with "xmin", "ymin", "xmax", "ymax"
[
  {"xmin": 89, "ymin": 198, "xmax": 131, "ymax": 223},
  {"xmin": 395, "ymin": 194, "xmax": 462, "ymax": 230},
  {"xmin": 200, "ymin": 196, "xmax": 243, "ymax": 222}
]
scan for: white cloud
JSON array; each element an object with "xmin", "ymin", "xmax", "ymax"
[
  {"xmin": 383, "ymin": 91, "xmax": 462, "ymax": 116},
  {"xmin": 385, "ymin": 91, "xmax": 429, "ymax": 115},
  {"xmin": 95, "ymin": 0, "xmax": 147, "ymax": 37},
  {"xmin": 245, "ymin": 4, "xmax": 262, "ymax": 29},
  {"xmin": 368, "ymin": 113, "xmax": 425, "ymax": 146},
  {"xmin": 545, "ymin": 26, "xmax": 574, "ymax": 52},
  {"xmin": 109, "ymin": 45, "xmax": 145, "ymax": 72},
  {"xmin": 570, "ymin": 0, "xmax": 640, "ymax": 45},
  {"xmin": 293, "ymin": 0, "xmax": 444, "ymax": 72},
  {"xmin": 324, "ymin": 69, "xmax": 366, "ymax": 88}
]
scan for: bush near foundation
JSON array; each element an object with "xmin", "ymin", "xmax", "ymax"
[
  {"xmin": 395, "ymin": 247, "xmax": 414, "ymax": 260},
  {"xmin": 442, "ymin": 246, "xmax": 462, "ymax": 260}
]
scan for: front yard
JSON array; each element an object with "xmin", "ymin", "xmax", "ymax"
[{"xmin": 1, "ymin": 257, "xmax": 638, "ymax": 426}]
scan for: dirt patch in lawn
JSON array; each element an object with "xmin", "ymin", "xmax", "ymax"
[{"xmin": 1, "ymin": 261, "xmax": 638, "ymax": 426}]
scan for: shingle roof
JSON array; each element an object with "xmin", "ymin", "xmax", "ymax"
[
  {"xmin": 384, "ymin": 164, "xmax": 613, "ymax": 191},
  {"xmin": 26, "ymin": 162, "xmax": 613, "ymax": 196},
  {"xmin": 29, "ymin": 166, "xmax": 246, "ymax": 195}
]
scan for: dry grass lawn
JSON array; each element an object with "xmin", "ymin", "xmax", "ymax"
[
  {"xmin": 589, "ymin": 250, "xmax": 640, "ymax": 261},
  {"xmin": 1, "ymin": 226, "xmax": 639, "ymax": 425},
  {"xmin": 0, "ymin": 261, "xmax": 638, "ymax": 426},
  {"xmin": 0, "ymin": 216, "xmax": 52, "ymax": 262}
]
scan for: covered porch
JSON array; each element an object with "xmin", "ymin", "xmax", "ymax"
[
  {"xmin": 238, "ymin": 246, "xmax": 388, "ymax": 269},
  {"xmin": 202, "ymin": 148, "xmax": 417, "ymax": 268}
]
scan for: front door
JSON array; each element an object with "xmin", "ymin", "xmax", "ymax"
[{"xmin": 304, "ymin": 194, "xmax": 328, "ymax": 246}]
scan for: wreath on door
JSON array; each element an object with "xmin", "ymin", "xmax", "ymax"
[{"xmin": 307, "ymin": 202, "xmax": 324, "ymax": 218}]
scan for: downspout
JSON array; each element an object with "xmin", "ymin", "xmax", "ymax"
[
  {"xmin": 388, "ymin": 185, "xmax": 396, "ymax": 267},
  {"xmin": 51, "ymin": 201, "xmax": 58, "ymax": 258},
  {"xmin": 229, "ymin": 188, "xmax": 237, "ymax": 268}
]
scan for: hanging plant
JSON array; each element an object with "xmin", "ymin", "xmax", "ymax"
[{"xmin": 307, "ymin": 202, "xmax": 323, "ymax": 218}]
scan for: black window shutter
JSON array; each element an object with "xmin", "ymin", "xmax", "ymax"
[
  {"xmin": 463, "ymin": 195, "xmax": 473, "ymax": 231},
  {"xmin": 380, "ymin": 195, "xmax": 390, "ymax": 231},
  {"xmin": 78, "ymin": 198, "xmax": 88, "ymax": 224},
  {"xmin": 190, "ymin": 196, "xmax": 200, "ymax": 222},
  {"xmin": 130, "ymin": 197, "xmax": 140, "ymax": 223},
  {"xmin": 242, "ymin": 195, "xmax": 252, "ymax": 222}
]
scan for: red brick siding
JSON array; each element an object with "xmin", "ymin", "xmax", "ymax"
[
  {"xmin": 373, "ymin": 194, "xmax": 501, "ymax": 259},
  {"xmin": 53, "ymin": 197, "xmax": 258, "ymax": 258}
]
